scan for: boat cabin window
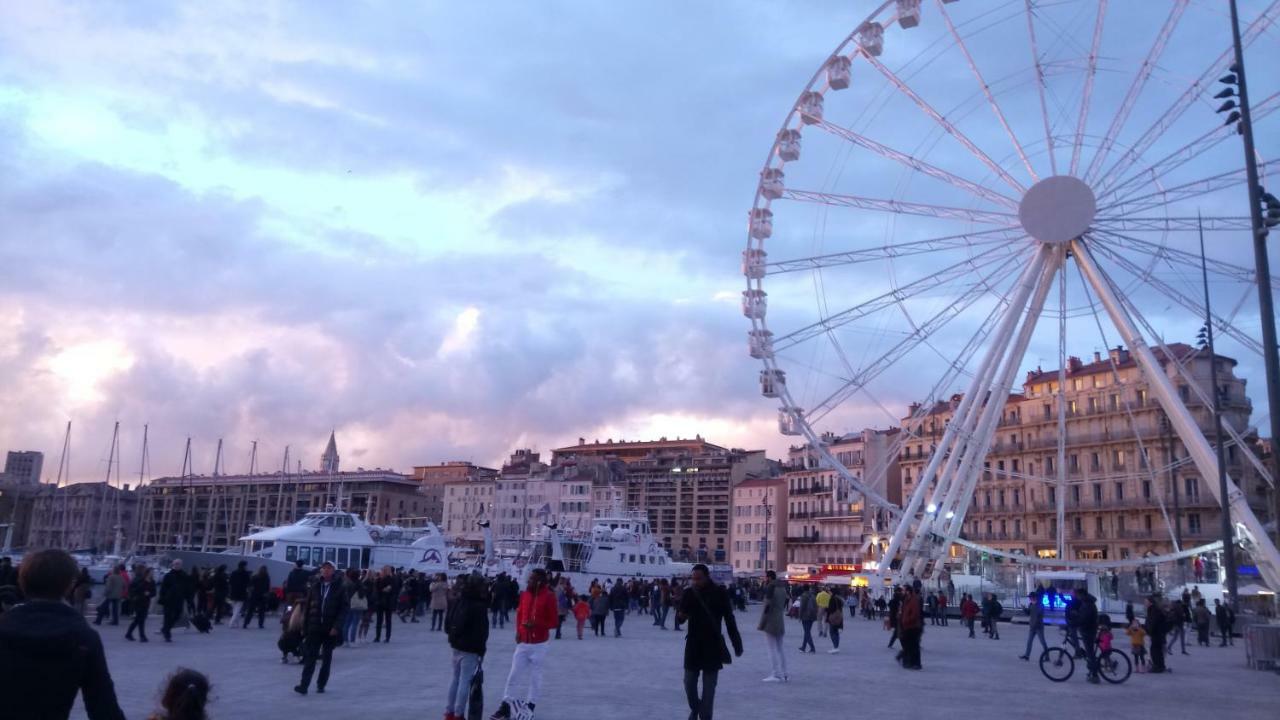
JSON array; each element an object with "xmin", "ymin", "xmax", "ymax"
[
  {"xmin": 325, "ymin": 547, "xmax": 336, "ymax": 564},
  {"xmin": 640, "ymin": 555, "xmax": 646, "ymax": 564},
  {"xmin": 298, "ymin": 546, "xmax": 311, "ymax": 565},
  {"xmin": 630, "ymin": 554, "xmax": 636, "ymax": 563},
  {"xmin": 320, "ymin": 516, "xmax": 336, "ymax": 527},
  {"xmin": 286, "ymin": 545, "xmax": 297, "ymax": 562},
  {"xmin": 361, "ymin": 548, "xmax": 372, "ymax": 569},
  {"xmin": 338, "ymin": 548, "xmax": 348, "ymax": 568}
]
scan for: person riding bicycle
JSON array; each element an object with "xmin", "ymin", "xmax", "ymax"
[{"xmin": 1077, "ymin": 590, "xmax": 1101, "ymax": 684}]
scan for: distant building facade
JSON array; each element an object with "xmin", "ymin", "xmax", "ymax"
[
  {"xmin": 442, "ymin": 476, "xmax": 495, "ymax": 548},
  {"xmin": 3, "ymin": 451, "xmax": 44, "ymax": 486},
  {"xmin": 29, "ymin": 482, "xmax": 139, "ymax": 552},
  {"xmin": 730, "ymin": 477, "xmax": 787, "ymax": 574},
  {"xmin": 784, "ymin": 428, "xmax": 901, "ymax": 568},
  {"xmin": 898, "ymin": 344, "xmax": 1270, "ymax": 568},
  {"xmin": 409, "ymin": 461, "xmax": 497, "ymax": 524},
  {"xmin": 552, "ymin": 436, "xmax": 726, "ymax": 464}
]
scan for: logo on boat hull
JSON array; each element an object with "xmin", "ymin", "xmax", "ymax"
[{"xmin": 421, "ymin": 549, "xmax": 443, "ymax": 565}]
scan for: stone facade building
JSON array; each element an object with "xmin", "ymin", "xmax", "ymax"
[
  {"xmin": 29, "ymin": 482, "xmax": 140, "ymax": 552},
  {"xmin": 409, "ymin": 461, "xmax": 497, "ymax": 524},
  {"xmin": 783, "ymin": 428, "xmax": 901, "ymax": 568},
  {"xmin": 730, "ymin": 477, "xmax": 787, "ymax": 574},
  {"xmin": 898, "ymin": 344, "xmax": 1270, "ymax": 568},
  {"xmin": 3, "ymin": 451, "xmax": 44, "ymax": 486}
]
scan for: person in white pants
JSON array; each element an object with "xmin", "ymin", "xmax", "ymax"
[
  {"xmin": 758, "ymin": 570, "xmax": 790, "ymax": 682},
  {"xmin": 491, "ymin": 568, "xmax": 559, "ymax": 719}
]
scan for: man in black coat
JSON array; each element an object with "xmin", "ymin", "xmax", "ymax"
[
  {"xmin": 677, "ymin": 563, "xmax": 743, "ymax": 720},
  {"xmin": 159, "ymin": 559, "xmax": 189, "ymax": 642},
  {"xmin": 211, "ymin": 565, "xmax": 230, "ymax": 624},
  {"xmin": 1145, "ymin": 595, "xmax": 1169, "ymax": 673},
  {"xmin": 285, "ymin": 560, "xmax": 311, "ymax": 605},
  {"xmin": 295, "ymin": 561, "xmax": 349, "ymax": 695},
  {"xmin": 228, "ymin": 560, "xmax": 251, "ymax": 624},
  {"xmin": 0, "ymin": 549, "xmax": 126, "ymax": 720},
  {"xmin": 1076, "ymin": 590, "xmax": 1100, "ymax": 683}
]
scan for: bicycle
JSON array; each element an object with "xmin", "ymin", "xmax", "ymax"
[{"xmin": 1039, "ymin": 628, "xmax": 1132, "ymax": 684}]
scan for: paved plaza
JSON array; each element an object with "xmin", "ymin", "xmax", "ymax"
[{"xmin": 73, "ymin": 608, "xmax": 1279, "ymax": 720}]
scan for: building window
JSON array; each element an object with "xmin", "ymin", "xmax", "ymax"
[
  {"xmin": 1144, "ymin": 514, "xmax": 1153, "ymax": 531},
  {"xmin": 1073, "ymin": 517, "xmax": 1083, "ymax": 534},
  {"xmin": 1115, "ymin": 482, "xmax": 1124, "ymax": 501},
  {"xmin": 1184, "ymin": 476, "xmax": 1199, "ymax": 500},
  {"xmin": 1095, "ymin": 517, "xmax": 1104, "ymax": 536},
  {"xmin": 1187, "ymin": 513, "xmax": 1202, "ymax": 534},
  {"xmin": 1071, "ymin": 485, "xmax": 1081, "ymax": 503},
  {"xmin": 1092, "ymin": 484, "xmax": 1102, "ymax": 502},
  {"xmin": 1142, "ymin": 480, "xmax": 1151, "ymax": 499}
]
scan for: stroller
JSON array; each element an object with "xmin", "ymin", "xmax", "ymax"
[{"xmin": 277, "ymin": 600, "xmax": 307, "ymax": 664}]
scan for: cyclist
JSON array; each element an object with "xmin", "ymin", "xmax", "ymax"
[{"xmin": 1077, "ymin": 589, "xmax": 1101, "ymax": 684}]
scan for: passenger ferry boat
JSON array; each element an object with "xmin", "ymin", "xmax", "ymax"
[
  {"xmin": 521, "ymin": 509, "xmax": 693, "ymax": 588},
  {"xmin": 164, "ymin": 509, "xmax": 453, "ymax": 587}
]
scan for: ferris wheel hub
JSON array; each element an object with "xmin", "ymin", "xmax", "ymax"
[{"xmin": 1018, "ymin": 175, "xmax": 1097, "ymax": 245}]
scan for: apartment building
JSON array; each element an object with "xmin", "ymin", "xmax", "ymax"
[
  {"xmin": 730, "ymin": 477, "xmax": 787, "ymax": 574},
  {"xmin": 898, "ymin": 344, "xmax": 1270, "ymax": 566}
]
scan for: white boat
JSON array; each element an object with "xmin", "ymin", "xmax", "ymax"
[
  {"xmin": 519, "ymin": 510, "xmax": 693, "ymax": 588},
  {"xmin": 163, "ymin": 508, "xmax": 454, "ymax": 588}
]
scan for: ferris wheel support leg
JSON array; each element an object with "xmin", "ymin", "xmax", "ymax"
[
  {"xmin": 930, "ymin": 247, "xmax": 1063, "ymax": 573},
  {"xmin": 1072, "ymin": 237, "xmax": 1280, "ymax": 591},
  {"xmin": 881, "ymin": 243, "xmax": 1050, "ymax": 583}
]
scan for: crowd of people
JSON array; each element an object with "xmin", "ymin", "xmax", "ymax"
[{"xmin": 0, "ymin": 549, "xmax": 1253, "ymax": 720}]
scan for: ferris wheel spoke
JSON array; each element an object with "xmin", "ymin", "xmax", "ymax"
[
  {"xmin": 1082, "ymin": 0, "xmax": 1189, "ymax": 184},
  {"xmin": 1091, "ymin": 215, "xmax": 1254, "ymax": 232},
  {"xmin": 857, "ymin": 49, "xmax": 1027, "ymax": 194},
  {"xmin": 813, "ymin": 119, "xmax": 1019, "ymax": 209},
  {"xmin": 935, "ymin": 0, "xmax": 1039, "ymax": 183},
  {"xmin": 764, "ymin": 227, "xmax": 1021, "ymax": 275},
  {"xmin": 1100, "ymin": 90, "xmax": 1280, "ymax": 203},
  {"xmin": 1069, "ymin": 0, "xmax": 1107, "ymax": 176},
  {"xmin": 1024, "ymin": 0, "xmax": 1058, "ymax": 176},
  {"xmin": 805, "ymin": 256, "xmax": 1025, "ymax": 424},
  {"xmin": 781, "ymin": 188, "xmax": 1019, "ymax": 225},
  {"xmin": 1098, "ymin": 161, "xmax": 1278, "ymax": 217},
  {"xmin": 1093, "ymin": 0, "xmax": 1280, "ymax": 190},
  {"xmin": 771, "ymin": 243, "xmax": 1023, "ymax": 354},
  {"xmin": 1092, "ymin": 228, "xmax": 1277, "ymax": 288},
  {"xmin": 1087, "ymin": 235, "xmax": 1266, "ymax": 356}
]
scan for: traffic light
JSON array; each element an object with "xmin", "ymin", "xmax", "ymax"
[
  {"xmin": 1217, "ymin": 64, "xmax": 1244, "ymax": 133},
  {"xmin": 1262, "ymin": 188, "xmax": 1280, "ymax": 229}
]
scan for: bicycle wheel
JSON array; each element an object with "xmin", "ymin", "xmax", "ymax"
[
  {"xmin": 1039, "ymin": 647, "xmax": 1075, "ymax": 682},
  {"xmin": 1098, "ymin": 649, "xmax": 1132, "ymax": 684}
]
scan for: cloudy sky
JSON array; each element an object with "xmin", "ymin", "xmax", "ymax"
[{"xmin": 2, "ymin": 1, "xmax": 1277, "ymax": 483}]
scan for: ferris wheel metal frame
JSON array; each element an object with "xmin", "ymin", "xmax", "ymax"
[{"xmin": 742, "ymin": 0, "xmax": 1280, "ymax": 589}]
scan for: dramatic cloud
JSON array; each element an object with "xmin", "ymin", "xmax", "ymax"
[{"xmin": 2, "ymin": 1, "xmax": 1276, "ymax": 481}]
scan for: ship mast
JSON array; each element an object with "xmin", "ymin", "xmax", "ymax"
[
  {"xmin": 54, "ymin": 421, "xmax": 71, "ymax": 549},
  {"xmin": 180, "ymin": 437, "xmax": 194, "ymax": 550},
  {"xmin": 135, "ymin": 424, "xmax": 150, "ymax": 550},
  {"xmin": 95, "ymin": 421, "xmax": 120, "ymax": 552},
  {"xmin": 203, "ymin": 437, "xmax": 224, "ymax": 552},
  {"xmin": 275, "ymin": 445, "xmax": 290, "ymax": 524}
]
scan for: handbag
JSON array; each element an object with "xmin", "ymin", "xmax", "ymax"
[
  {"xmin": 350, "ymin": 593, "xmax": 368, "ymax": 611},
  {"xmin": 467, "ymin": 659, "xmax": 485, "ymax": 720},
  {"xmin": 691, "ymin": 588, "xmax": 733, "ymax": 665}
]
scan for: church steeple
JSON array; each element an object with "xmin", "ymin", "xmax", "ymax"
[{"xmin": 321, "ymin": 431, "xmax": 340, "ymax": 474}]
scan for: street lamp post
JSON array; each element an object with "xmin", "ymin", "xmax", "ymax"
[
  {"xmin": 760, "ymin": 495, "xmax": 772, "ymax": 572},
  {"xmin": 1224, "ymin": 0, "xmax": 1280, "ymax": 557}
]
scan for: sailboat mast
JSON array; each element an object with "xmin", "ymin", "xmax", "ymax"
[
  {"xmin": 204, "ymin": 438, "xmax": 223, "ymax": 552},
  {"xmin": 95, "ymin": 421, "xmax": 119, "ymax": 551},
  {"xmin": 55, "ymin": 421, "xmax": 71, "ymax": 549},
  {"xmin": 112, "ymin": 424, "xmax": 124, "ymax": 556},
  {"xmin": 276, "ymin": 446, "xmax": 290, "ymax": 524},
  {"xmin": 180, "ymin": 437, "xmax": 193, "ymax": 550}
]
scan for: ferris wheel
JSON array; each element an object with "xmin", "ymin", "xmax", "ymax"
[{"xmin": 743, "ymin": 0, "xmax": 1280, "ymax": 588}]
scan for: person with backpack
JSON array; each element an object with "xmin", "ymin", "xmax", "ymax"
[
  {"xmin": 445, "ymin": 574, "xmax": 489, "ymax": 720},
  {"xmin": 677, "ymin": 563, "xmax": 743, "ymax": 720}
]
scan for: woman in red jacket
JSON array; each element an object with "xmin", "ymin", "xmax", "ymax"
[{"xmin": 490, "ymin": 568, "xmax": 558, "ymax": 719}]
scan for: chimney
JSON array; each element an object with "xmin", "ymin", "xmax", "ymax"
[
  {"xmin": 1093, "ymin": 351, "xmax": 1102, "ymax": 363},
  {"xmin": 1068, "ymin": 356, "xmax": 1082, "ymax": 372}
]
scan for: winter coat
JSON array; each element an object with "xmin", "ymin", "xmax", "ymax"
[
  {"xmin": 303, "ymin": 577, "xmax": 349, "ymax": 638},
  {"xmin": 103, "ymin": 574, "xmax": 126, "ymax": 601},
  {"xmin": 798, "ymin": 591, "xmax": 818, "ymax": 622},
  {"xmin": 211, "ymin": 569, "xmax": 229, "ymax": 599},
  {"xmin": 1193, "ymin": 605, "xmax": 1212, "ymax": 627},
  {"xmin": 679, "ymin": 583, "xmax": 743, "ymax": 672},
  {"xmin": 758, "ymin": 581, "xmax": 788, "ymax": 637},
  {"xmin": 591, "ymin": 594, "xmax": 609, "ymax": 617},
  {"xmin": 159, "ymin": 570, "xmax": 188, "ymax": 608},
  {"xmin": 285, "ymin": 567, "xmax": 311, "ymax": 595},
  {"xmin": 515, "ymin": 586, "xmax": 558, "ymax": 644},
  {"xmin": 608, "ymin": 582, "xmax": 628, "ymax": 611},
  {"xmin": 900, "ymin": 593, "xmax": 924, "ymax": 630},
  {"xmin": 573, "ymin": 600, "xmax": 591, "ymax": 621},
  {"xmin": 249, "ymin": 572, "xmax": 270, "ymax": 599},
  {"xmin": 228, "ymin": 568, "xmax": 251, "ymax": 601},
  {"xmin": 0, "ymin": 600, "xmax": 126, "ymax": 720},
  {"xmin": 375, "ymin": 575, "xmax": 399, "ymax": 610},
  {"xmin": 128, "ymin": 577, "xmax": 155, "ymax": 610},
  {"xmin": 430, "ymin": 580, "xmax": 449, "ymax": 611},
  {"xmin": 447, "ymin": 592, "xmax": 490, "ymax": 656},
  {"xmin": 827, "ymin": 594, "xmax": 846, "ymax": 628}
]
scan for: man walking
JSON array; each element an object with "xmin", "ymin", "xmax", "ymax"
[
  {"xmin": 758, "ymin": 570, "xmax": 789, "ymax": 682},
  {"xmin": 815, "ymin": 585, "xmax": 831, "ymax": 638},
  {"xmin": 228, "ymin": 560, "xmax": 250, "ymax": 626},
  {"xmin": 1145, "ymin": 595, "xmax": 1168, "ymax": 673},
  {"xmin": 491, "ymin": 568, "xmax": 558, "ymax": 719},
  {"xmin": 608, "ymin": 580, "xmax": 629, "ymax": 637},
  {"xmin": 1077, "ymin": 589, "xmax": 1100, "ymax": 684},
  {"xmin": 159, "ymin": 559, "xmax": 189, "ymax": 642},
  {"xmin": 0, "ymin": 549, "xmax": 127, "ymax": 720},
  {"xmin": 960, "ymin": 593, "xmax": 978, "ymax": 638},
  {"xmin": 1019, "ymin": 591, "xmax": 1048, "ymax": 660},
  {"xmin": 677, "ymin": 564, "xmax": 743, "ymax": 720},
  {"xmin": 295, "ymin": 561, "xmax": 348, "ymax": 695},
  {"xmin": 797, "ymin": 586, "xmax": 817, "ymax": 654},
  {"xmin": 1214, "ymin": 599, "xmax": 1235, "ymax": 646}
]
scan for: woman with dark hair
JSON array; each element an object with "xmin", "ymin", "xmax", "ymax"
[{"xmin": 149, "ymin": 667, "xmax": 211, "ymax": 720}]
